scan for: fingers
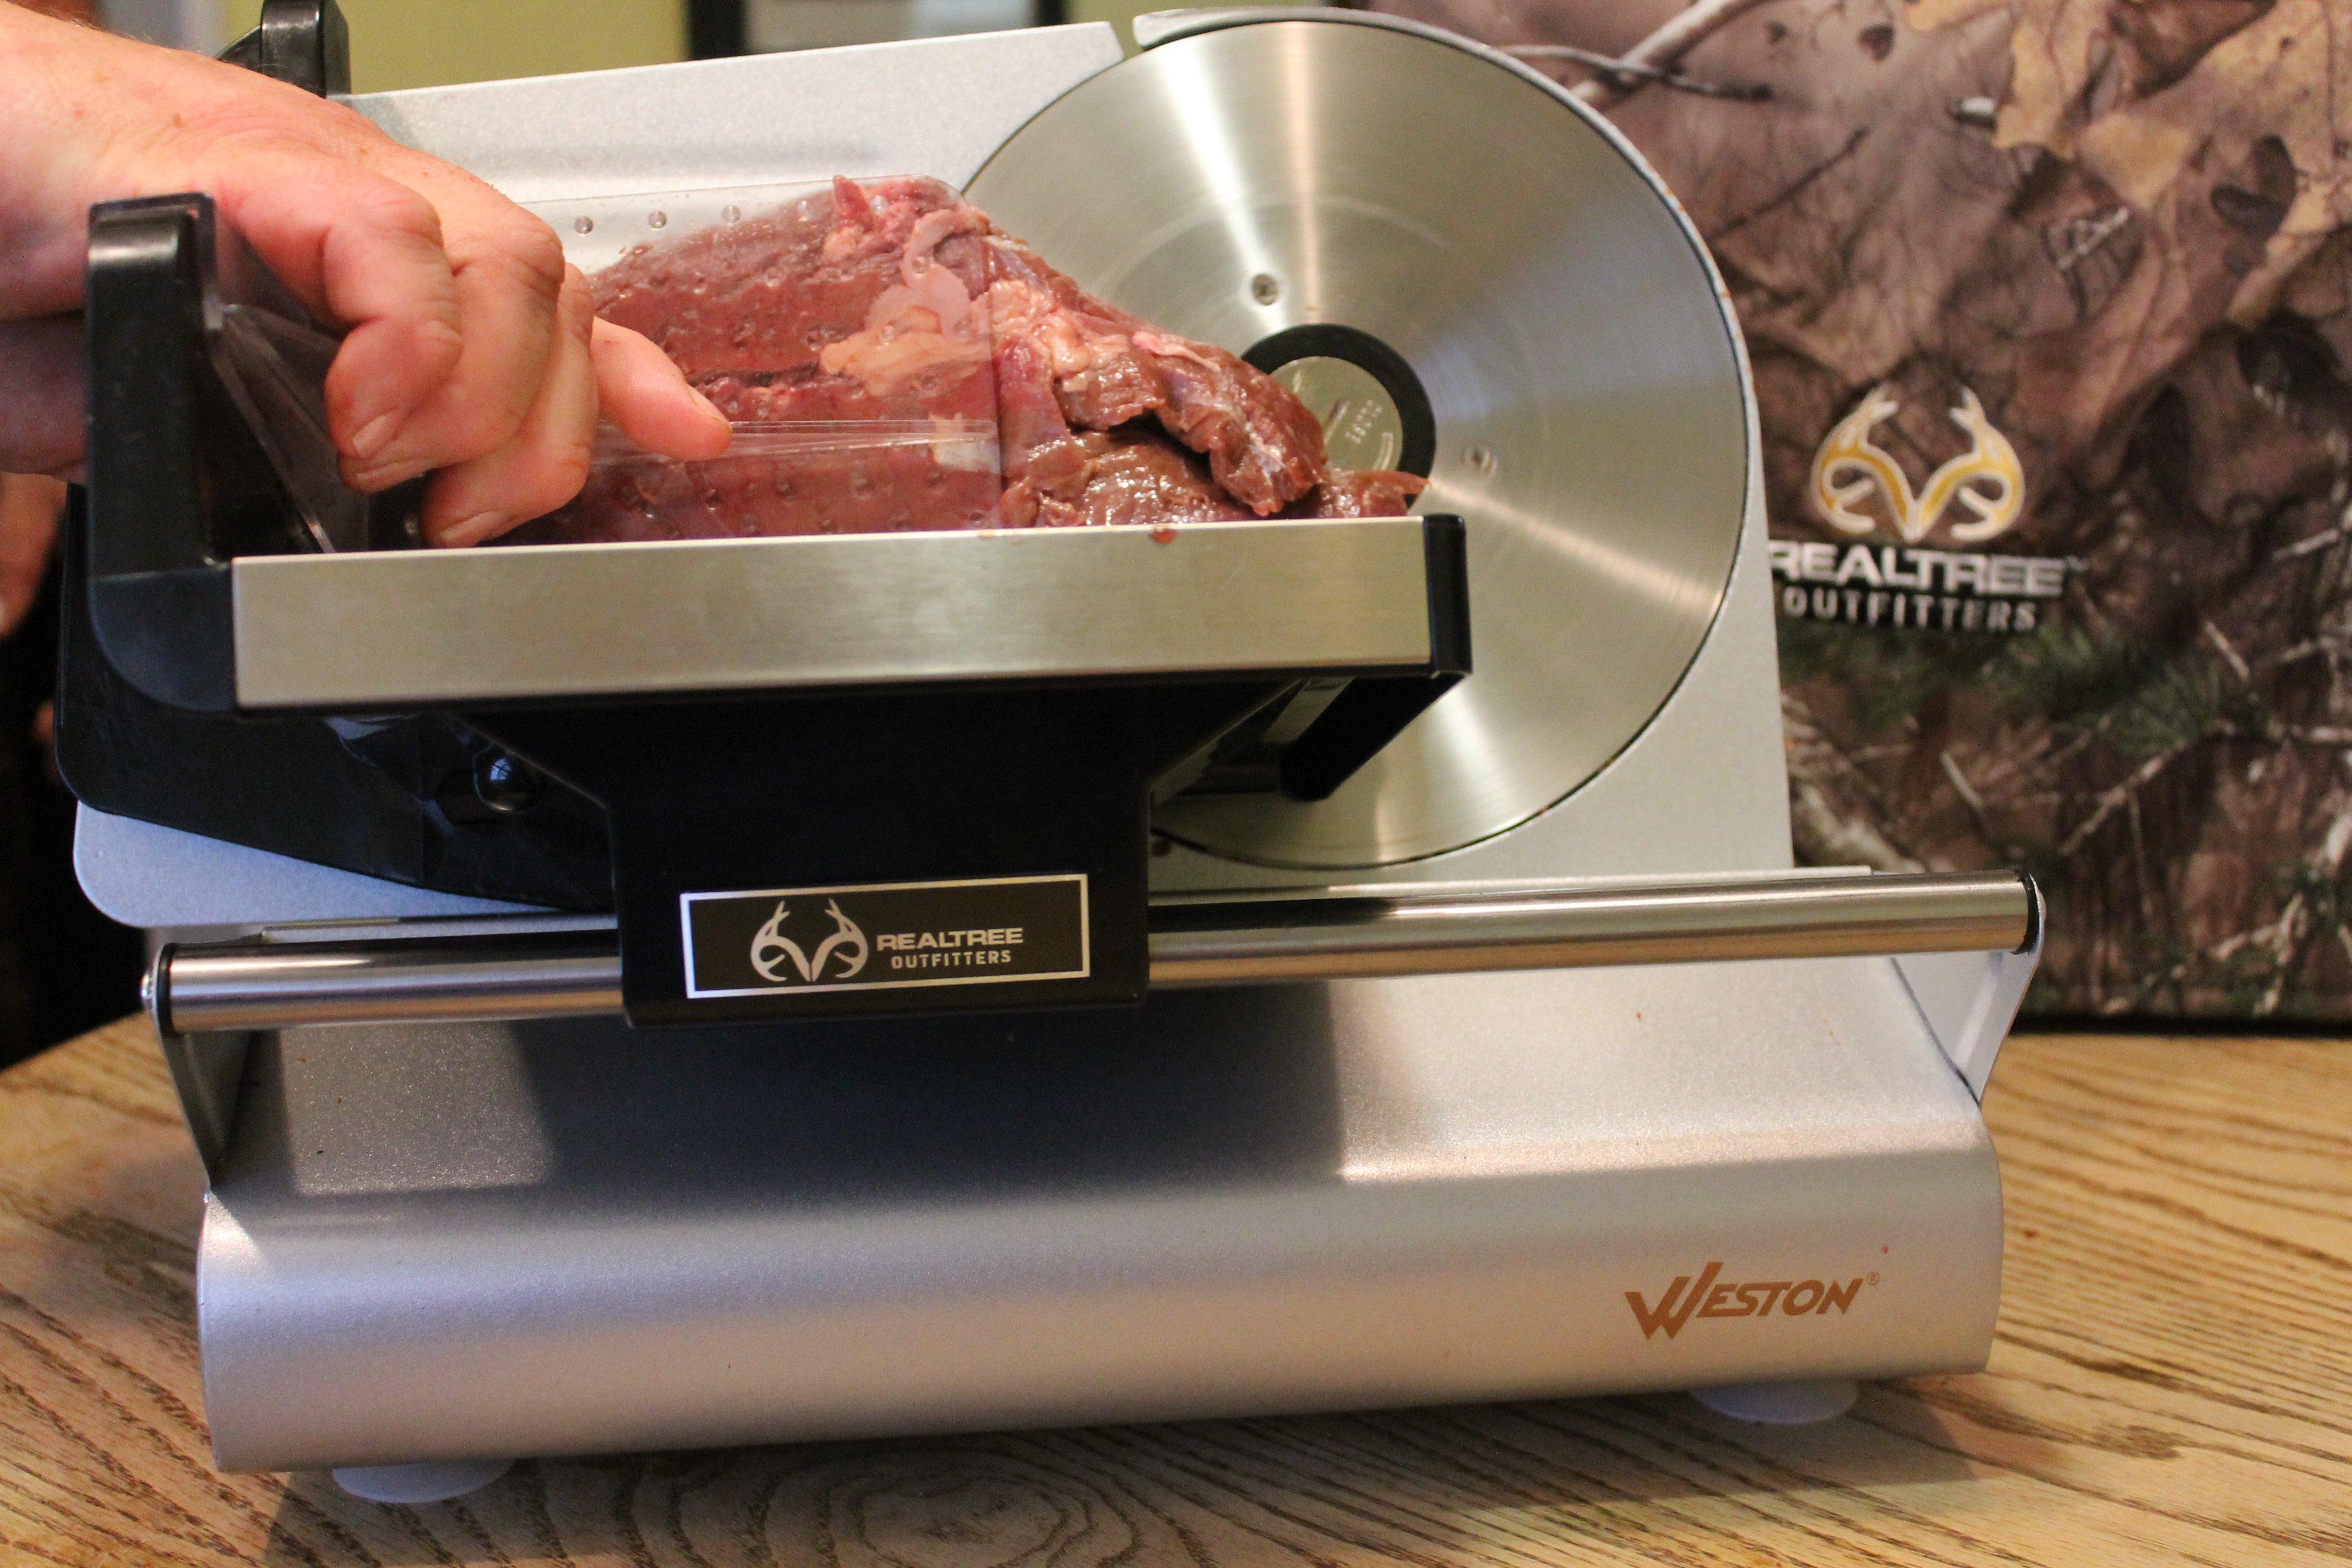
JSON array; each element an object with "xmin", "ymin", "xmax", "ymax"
[
  {"xmin": 238, "ymin": 155, "xmax": 725, "ymax": 521},
  {"xmin": 349, "ymin": 159, "xmax": 569, "ymax": 487},
  {"xmin": 217, "ymin": 154, "xmax": 464, "ymax": 483},
  {"xmin": 7, "ymin": 17, "xmax": 720, "ymax": 536},
  {"xmin": 416, "ymin": 290, "xmax": 737, "ymax": 546},
  {"xmin": 0, "ymin": 317, "xmax": 85, "ymax": 480},
  {"xmin": 180, "ymin": 149, "xmax": 729, "ymax": 537},
  {"xmin": 0, "ymin": 473, "xmax": 67, "ymax": 639},
  {"xmin": 418, "ymin": 265, "xmax": 600, "ymax": 546},
  {"xmin": 220, "ymin": 147, "xmax": 566, "ymax": 494},
  {"xmin": 592, "ymin": 321, "xmax": 732, "ymax": 461}
]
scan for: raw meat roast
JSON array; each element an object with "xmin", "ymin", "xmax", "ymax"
[{"xmin": 499, "ymin": 177, "xmax": 1423, "ymax": 543}]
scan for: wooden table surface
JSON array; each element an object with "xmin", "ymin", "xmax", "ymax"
[{"xmin": 2, "ymin": 1017, "xmax": 2347, "ymax": 1566}]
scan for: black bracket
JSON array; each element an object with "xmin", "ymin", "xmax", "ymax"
[
  {"xmin": 220, "ymin": 0, "xmax": 351, "ymax": 96},
  {"xmin": 83, "ymin": 197, "xmax": 259, "ymax": 712}
]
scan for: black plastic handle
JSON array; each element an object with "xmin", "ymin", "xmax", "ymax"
[{"xmin": 83, "ymin": 196, "xmax": 242, "ymax": 711}]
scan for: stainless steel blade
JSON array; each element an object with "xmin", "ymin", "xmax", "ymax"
[{"xmin": 966, "ymin": 18, "xmax": 1751, "ymax": 868}]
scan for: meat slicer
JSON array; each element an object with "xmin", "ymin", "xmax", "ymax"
[{"xmin": 62, "ymin": 2, "xmax": 2043, "ymax": 1498}]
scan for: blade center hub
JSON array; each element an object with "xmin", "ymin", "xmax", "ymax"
[
  {"xmin": 1272, "ymin": 357, "xmax": 1403, "ymax": 473},
  {"xmin": 1244, "ymin": 324, "xmax": 1436, "ymax": 480}
]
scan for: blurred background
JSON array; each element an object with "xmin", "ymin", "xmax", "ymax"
[{"xmin": 111, "ymin": 0, "xmax": 1255, "ymax": 80}]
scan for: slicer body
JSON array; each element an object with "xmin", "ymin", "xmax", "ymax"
[
  {"xmin": 194, "ymin": 962, "xmax": 2001, "ymax": 1471},
  {"xmin": 71, "ymin": 14, "xmax": 2037, "ymax": 1475}
]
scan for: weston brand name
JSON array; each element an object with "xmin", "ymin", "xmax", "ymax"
[
  {"xmin": 1625, "ymin": 1262, "xmax": 1876, "ymax": 1341},
  {"xmin": 679, "ymin": 874, "xmax": 1088, "ymax": 1000}
]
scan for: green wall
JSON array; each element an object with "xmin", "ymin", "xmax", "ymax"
[
  {"xmin": 221, "ymin": 0, "xmax": 685, "ymax": 91},
  {"xmin": 1067, "ymin": 0, "xmax": 1227, "ymax": 52},
  {"xmin": 222, "ymin": 0, "xmax": 1242, "ymax": 90}
]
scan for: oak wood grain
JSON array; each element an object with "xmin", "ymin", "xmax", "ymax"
[{"xmin": 2, "ymin": 1016, "xmax": 2348, "ymax": 1566}]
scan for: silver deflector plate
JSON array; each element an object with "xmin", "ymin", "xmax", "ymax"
[{"xmin": 197, "ymin": 956, "xmax": 2001, "ymax": 1471}]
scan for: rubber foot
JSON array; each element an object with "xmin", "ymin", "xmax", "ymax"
[
  {"xmin": 331, "ymin": 1458, "xmax": 514, "ymax": 1502},
  {"xmin": 1691, "ymin": 1378, "xmax": 1859, "ymax": 1424}
]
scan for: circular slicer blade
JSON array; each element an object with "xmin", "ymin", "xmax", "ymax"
[{"xmin": 966, "ymin": 18, "xmax": 1751, "ymax": 869}]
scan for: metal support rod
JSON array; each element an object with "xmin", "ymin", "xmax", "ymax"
[
  {"xmin": 156, "ymin": 930, "xmax": 626, "ymax": 1036},
  {"xmin": 154, "ymin": 870, "xmax": 2036, "ymax": 1035},
  {"xmin": 1148, "ymin": 870, "xmax": 2035, "ymax": 984}
]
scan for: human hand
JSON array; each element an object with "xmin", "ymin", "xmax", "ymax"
[
  {"xmin": 0, "ymin": 472, "xmax": 62, "ymax": 639},
  {"xmin": 0, "ymin": 3, "xmax": 731, "ymax": 544}
]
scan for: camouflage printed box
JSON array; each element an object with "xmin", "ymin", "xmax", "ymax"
[{"xmin": 1370, "ymin": 0, "xmax": 2352, "ymax": 1019}]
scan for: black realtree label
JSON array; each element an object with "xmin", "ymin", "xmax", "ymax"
[{"xmin": 679, "ymin": 874, "xmax": 1089, "ymax": 999}]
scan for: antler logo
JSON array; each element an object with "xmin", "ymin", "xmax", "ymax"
[
  {"xmin": 749, "ymin": 899, "xmax": 869, "ymax": 985},
  {"xmin": 1811, "ymin": 384, "xmax": 2023, "ymax": 545}
]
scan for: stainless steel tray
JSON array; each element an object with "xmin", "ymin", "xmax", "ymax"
[{"xmin": 228, "ymin": 516, "xmax": 1445, "ymax": 710}]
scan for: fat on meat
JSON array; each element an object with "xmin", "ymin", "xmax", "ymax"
[{"xmin": 498, "ymin": 176, "xmax": 1423, "ymax": 543}]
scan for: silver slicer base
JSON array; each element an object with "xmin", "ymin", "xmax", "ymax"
[{"xmin": 190, "ymin": 951, "xmax": 2011, "ymax": 1473}]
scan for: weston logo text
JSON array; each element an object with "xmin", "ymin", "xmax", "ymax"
[{"xmin": 1625, "ymin": 1262, "xmax": 1875, "ymax": 1341}]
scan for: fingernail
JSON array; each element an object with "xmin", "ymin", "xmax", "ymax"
[
  {"xmin": 349, "ymin": 411, "xmax": 404, "ymax": 461},
  {"xmin": 350, "ymin": 456, "xmax": 433, "ymax": 491},
  {"xmin": 690, "ymin": 385, "xmax": 725, "ymax": 421},
  {"xmin": 432, "ymin": 510, "xmax": 510, "ymax": 548}
]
